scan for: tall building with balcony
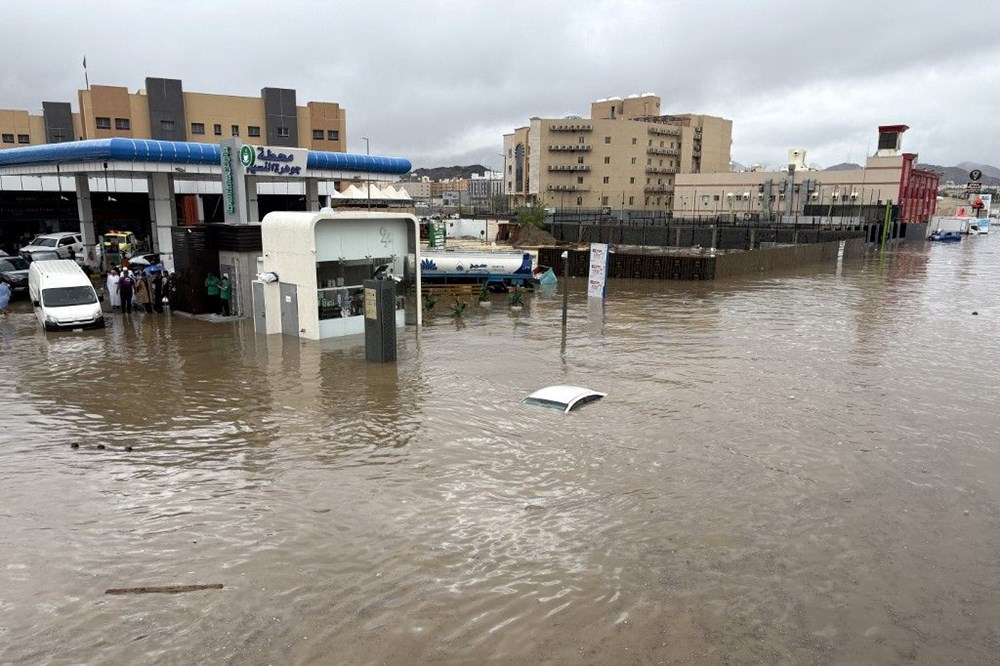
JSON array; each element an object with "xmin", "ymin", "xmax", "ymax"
[
  {"xmin": 502, "ymin": 94, "xmax": 732, "ymax": 212},
  {"xmin": 0, "ymin": 77, "xmax": 347, "ymax": 152}
]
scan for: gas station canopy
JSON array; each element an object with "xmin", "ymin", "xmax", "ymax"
[{"xmin": 0, "ymin": 138, "xmax": 412, "ymax": 181}]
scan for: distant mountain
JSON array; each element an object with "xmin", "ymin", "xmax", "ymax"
[
  {"xmin": 957, "ymin": 161, "xmax": 1000, "ymax": 180},
  {"xmin": 404, "ymin": 165, "xmax": 490, "ymax": 181},
  {"xmin": 824, "ymin": 162, "xmax": 863, "ymax": 171},
  {"xmin": 919, "ymin": 163, "xmax": 1000, "ymax": 186}
]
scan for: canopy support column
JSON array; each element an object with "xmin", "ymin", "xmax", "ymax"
[
  {"xmin": 305, "ymin": 178, "xmax": 320, "ymax": 211},
  {"xmin": 148, "ymin": 173, "xmax": 177, "ymax": 272},
  {"xmin": 74, "ymin": 174, "xmax": 98, "ymax": 268},
  {"xmin": 246, "ymin": 176, "xmax": 260, "ymax": 222}
]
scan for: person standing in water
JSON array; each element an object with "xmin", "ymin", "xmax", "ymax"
[
  {"xmin": 118, "ymin": 270, "xmax": 136, "ymax": 314},
  {"xmin": 106, "ymin": 268, "xmax": 121, "ymax": 311},
  {"xmin": 0, "ymin": 277, "xmax": 11, "ymax": 315},
  {"xmin": 205, "ymin": 272, "xmax": 221, "ymax": 314},
  {"xmin": 220, "ymin": 273, "xmax": 232, "ymax": 316}
]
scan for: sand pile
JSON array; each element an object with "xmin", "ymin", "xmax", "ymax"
[{"xmin": 512, "ymin": 224, "xmax": 559, "ymax": 247}]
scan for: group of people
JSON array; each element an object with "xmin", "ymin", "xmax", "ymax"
[
  {"xmin": 204, "ymin": 272, "xmax": 233, "ymax": 316},
  {"xmin": 105, "ymin": 267, "xmax": 176, "ymax": 315}
]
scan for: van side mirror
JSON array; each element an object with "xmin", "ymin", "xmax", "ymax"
[{"xmin": 32, "ymin": 300, "xmax": 40, "ymax": 308}]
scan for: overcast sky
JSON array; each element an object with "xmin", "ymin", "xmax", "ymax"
[{"xmin": 3, "ymin": 1, "xmax": 997, "ymax": 171}]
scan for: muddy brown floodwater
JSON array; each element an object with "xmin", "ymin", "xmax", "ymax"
[{"xmin": 1, "ymin": 238, "xmax": 999, "ymax": 664}]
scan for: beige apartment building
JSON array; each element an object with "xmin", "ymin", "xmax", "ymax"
[
  {"xmin": 0, "ymin": 77, "xmax": 346, "ymax": 152},
  {"xmin": 503, "ymin": 93, "xmax": 732, "ymax": 212}
]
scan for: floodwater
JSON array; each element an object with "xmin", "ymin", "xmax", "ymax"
[{"xmin": 1, "ymin": 237, "xmax": 999, "ymax": 665}]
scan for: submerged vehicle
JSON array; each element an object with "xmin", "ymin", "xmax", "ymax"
[
  {"xmin": 523, "ymin": 385, "xmax": 607, "ymax": 413},
  {"xmin": 928, "ymin": 231, "xmax": 962, "ymax": 242}
]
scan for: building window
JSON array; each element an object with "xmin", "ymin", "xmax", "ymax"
[
  {"xmin": 276, "ymin": 126, "xmax": 290, "ymax": 138},
  {"xmin": 577, "ymin": 176, "xmax": 584, "ymax": 184},
  {"xmin": 629, "ymin": 177, "xmax": 635, "ymax": 184},
  {"xmin": 578, "ymin": 136, "xmax": 585, "ymax": 144},
  {"xmin": 602, "ymin": 176, "xmax": 610, "ymax": 184},
  {"xmin": 52, "ymin": 131, "xmax": 66, "ymax": 142},
  {"xmin": 312, "ymin": 129, "xmax": 324, "ymax": 140},
  {"xmin": 160, "ymin": 119, "xmax": 175, "ymax": 131},
  {"xmin": 632, "ymin": 138, "xmax": 637, "ymax": 145},
  {"xmin": 604, "ymin": 136, "xmax": 611, "ymax": 144},
  {"xmin": 248, "ymin": 126, "xmax": 261, "ymax": 137},
  {"xmin": 576, "ymin": 196, "xmax": 583, "ymax": 206},
  {"xmin": 601, "ymin": 196, "xmax": 609, "ymax": 205},
  {"xmin": 231, "ymin": 125, "xmax": 240, "ymax": 136},
  {"xmin": 327, "ymin": 130, "xmax": 339, "ymax": 141},
  {"xmin": 213, "ymin": 124, "xmax": 222, "ymax": 136},
  {"xmin": 114, "ymin": 118, "xmax": 131, "ymax": 130},
  {"xmin": 17, "ymin": 134, "xmax": 29, "ymax": 144},
  {"xmin": 631, "ymin": 157, "xmax": 636, "ymax": 164},
  {"xmin": 577, "ymin": 156, "xmax": 584, "ymax": 164},
  {"xmin": 1, "ymin": 134, "xmax": 13, "ymax": 143},
  {"xmin": 191, "ymin": 122, "xmax": 205, "ymax": 135},
  {"xmin": 629, "ymin": 196, "xmax": 634, "ymax": 205},
  {"xmin": 95, "ymin": 117, "xmax": 111, "ymax": 130},
  {"xmin": 604, "ymin": 157, "xmax": 610, "ymax": 164}
]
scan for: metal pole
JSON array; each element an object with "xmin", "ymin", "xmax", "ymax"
[
  {"xmin": 363, "ymin": 137, "xmax": 370, "ymax": 211},
  {"xmin": 561, "ymin": 250, "xmax": 569, "ymax": 331}
]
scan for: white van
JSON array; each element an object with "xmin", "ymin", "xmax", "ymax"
[{"xmin": 28, "ymin": 260, "xmax": 104, "ymax": 331}]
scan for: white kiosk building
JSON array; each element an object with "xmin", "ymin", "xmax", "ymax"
[{"xmin": 255, "ymin": 211, "xmax": 422, "ymax": 340}]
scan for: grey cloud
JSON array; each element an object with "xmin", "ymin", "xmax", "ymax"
[{"xmin": 2, "ymin": 0, "xmax": 996, "ymax": 170}]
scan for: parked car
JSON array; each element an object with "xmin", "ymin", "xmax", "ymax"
[
  {"xmin": 19, "ymin": 232, "xmax": 84, "ymax": 262},
  {"xmin": 0, "ymin": 255, "xmax": 30, "ymax": 294},
  {"xmin": 125, "ymin": 253, "xmax": 161, "ymax": 268}
]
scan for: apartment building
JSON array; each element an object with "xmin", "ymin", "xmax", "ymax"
[
  {"xmin": 0, "ymin": 77, "xmax": 346, "ymax": 151},
  {"xmin": 502, "ymin": 93, "xmax": 732, "ymax": 212}
]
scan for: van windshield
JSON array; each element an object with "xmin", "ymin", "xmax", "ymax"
[
  {"xmin": 42, "ymin": 286, "xmax": 97, "ymax": 307},
  {"xmin": 30, "ymin": 237, "xmax": 59, "ymax": 247}
]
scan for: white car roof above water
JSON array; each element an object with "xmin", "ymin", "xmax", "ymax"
[{"xmin": 523, "ymin": 385, "xmax": 607, "ymax": 413}]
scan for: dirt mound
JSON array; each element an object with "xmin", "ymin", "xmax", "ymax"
[{"xmin": 512, "ymin": 224, "xmax": 559, "ymax": 247}]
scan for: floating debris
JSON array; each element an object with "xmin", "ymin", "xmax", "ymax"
[{"xmin": 105, "ymin": 584, "xmax": 223, "ymax": 595}]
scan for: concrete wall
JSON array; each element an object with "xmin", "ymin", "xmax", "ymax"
[
  {"xmin": 146, "ymin": 77, "xmax": 187, "ymax": 142},
  {"xmin": 262, "ymin": 87, "xmax": 298, "ymax": 148},
  {"xmin": 714, "ymin": 238, "xmax": 865, "ymax": 279},
  {"xmin": 42, "ymin": 102, "xmax": 74, "ymax": 143}
]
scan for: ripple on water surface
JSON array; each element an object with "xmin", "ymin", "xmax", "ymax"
[{"xmin": 1, "ymin": 239, "xmax": 999, "ymax": 663}]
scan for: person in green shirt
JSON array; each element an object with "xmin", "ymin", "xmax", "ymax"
[
  {"xmin": 220, "ymin": 273, "xmax": 233, "ymax": 316},
  {"xmin": 205, "ymin": 272, "xmax": 221, "ymax": 314}
]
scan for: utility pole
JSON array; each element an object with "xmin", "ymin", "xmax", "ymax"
[{"xmin": 363, "ymin": 137, "xmax": 371, "ymax": 211}]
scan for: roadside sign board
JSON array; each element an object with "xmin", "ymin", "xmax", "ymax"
[
  {"xmin": 587, "ymin": 243, "xmax": 609, "ymax": 299},
  {"xmin": 966, "ymin": 182, "xmax": 982, "ymax": 193}
]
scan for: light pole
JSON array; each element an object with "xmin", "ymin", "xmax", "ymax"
[
  {"xmin": 499, "ymin": 152, "xmax": 506, "ymax": 214},
  {"xmin": 362, "ymin": 137, "xmax": 371, "ymax": 211}
]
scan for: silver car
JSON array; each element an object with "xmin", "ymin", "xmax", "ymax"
[{"xmin": 0, "ymin": 255, "xmax": 30, "ymax": 294}]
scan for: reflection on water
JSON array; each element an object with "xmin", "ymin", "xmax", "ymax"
[{"xmin": 2, "ymin": 237, "xmax": 999, "ymax": 663}]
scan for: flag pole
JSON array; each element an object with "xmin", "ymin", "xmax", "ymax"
[{"xmin": 81, "ymin": 56, "xmax": 89, "ymax": 140}]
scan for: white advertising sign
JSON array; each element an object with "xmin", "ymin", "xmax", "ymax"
[{"xmin": 587, "ymin": 243, "xmax": 609, "ymax": 299}]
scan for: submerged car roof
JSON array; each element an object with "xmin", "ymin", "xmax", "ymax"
[{"xmin": 523, "ymin": 385, "xmax": 607, "ymax": 413}]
